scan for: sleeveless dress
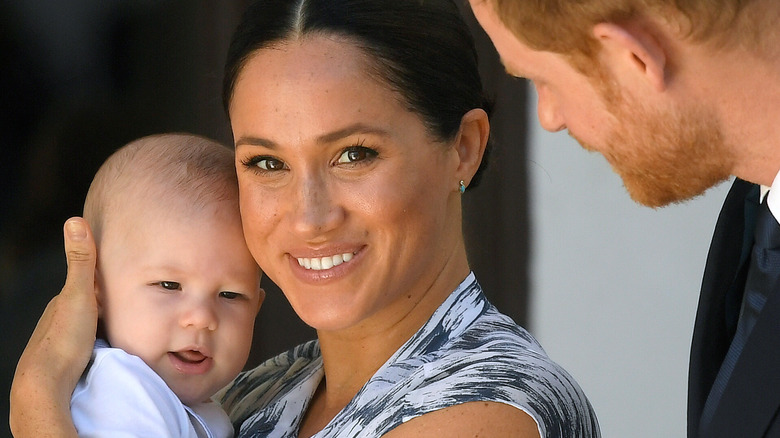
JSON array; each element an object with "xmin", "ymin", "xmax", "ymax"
[{"xmin": 218, "ymin": 273, "xmax": 600, "ymax": 437}]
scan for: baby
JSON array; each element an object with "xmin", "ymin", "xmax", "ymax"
[{"xmin": 70, "ymin": 133, "xmax": 264, "ymax": 437}]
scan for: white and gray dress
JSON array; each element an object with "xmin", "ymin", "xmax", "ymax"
[{"xmin": 219, "ymin": 273, "xmax": 600, "ymax": 437}]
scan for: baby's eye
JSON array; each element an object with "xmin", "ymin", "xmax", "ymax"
[
  {"xmin": 337, "ymin": 146, "xmax": 377, "ymax": 164},
  {"xmin": 219, "ymin": 291, "xmax": 242, "ymax": 300},
  {"xmin": 158, "ymin": 281, "xmax": 181, "ymax": 291}
]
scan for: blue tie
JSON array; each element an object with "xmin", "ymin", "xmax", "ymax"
[{"xmin": 700, "ymin": 197, "xmax": 780, "ymax": 429}]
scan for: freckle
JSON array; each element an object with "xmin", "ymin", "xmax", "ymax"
[{"xmin": 407, "ymin": 294, "xmax": 412, "ymax": 299}]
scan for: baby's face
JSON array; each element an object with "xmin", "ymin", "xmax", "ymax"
[{"xmin": 96, "ymin": 200, "xmax": 262, "ymax": 405}]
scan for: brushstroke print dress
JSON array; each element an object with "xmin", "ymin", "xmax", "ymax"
[{"xmin": 218, "ymin": 273, "xmax": 600, "ymax": 437}]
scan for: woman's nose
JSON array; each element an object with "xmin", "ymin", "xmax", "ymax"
[
  {"xmin": 180, "ymin": 299, "xmax": 218, "ymax": 331},
  {"xmin": 291, "ymin": 174, "xmax": 345, "ymax": 239},
  {"xmin": 535, "ymin": 83, "xmax": 566, "ymax": 132}
]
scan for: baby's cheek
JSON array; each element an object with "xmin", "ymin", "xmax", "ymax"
[{"xmin": 223, "ymin": 316, "xmax": 255, "ymax": 363}]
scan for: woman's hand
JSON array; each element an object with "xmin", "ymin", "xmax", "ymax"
[{"xmin": 9, "ymin": 217, "xmax": 98, "ymax": 437}]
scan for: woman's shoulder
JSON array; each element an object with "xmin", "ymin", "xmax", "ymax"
[
  {"xmin": 399, "ymin": 282, "xmax": 601, "ymax": 437},
  {"xmin": 429, "ymin": 278, "xmax": 566, "ymax": 378},
  {"xmin": 414, "ymin": 307, "xmax": 590, "ymax": 406}
]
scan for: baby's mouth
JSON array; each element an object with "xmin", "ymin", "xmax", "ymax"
[
  {"xmin": 168, "ymin": 348, "xmax": 213, "ymax": 374},
  {"xmin": 172, "ymin": 350, "xmax": 207, "ymax": 364}
]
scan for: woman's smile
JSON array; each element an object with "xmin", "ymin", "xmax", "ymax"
[
  {"xmin": 296, "ymin": 252, "xmax": 354, "ymax": 270},
  {"xmin": 287, "ymin": 246, "xmax": 365, "ymax": 284},
  {"xmin": 288, "ymin": 242, "xmax": 365, "ymax": 273}
]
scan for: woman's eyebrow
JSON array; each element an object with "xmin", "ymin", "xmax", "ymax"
[
  {"xmin": 316, "ymin": 123, "xmax": 390, "ymax": 144},
  {"xmin": 234, "ymin": 135, "xmax": 277, "ymax": 149},
  {"xmin": 235, "ymin": 123, "xmax": 391, "ymax": 149}
]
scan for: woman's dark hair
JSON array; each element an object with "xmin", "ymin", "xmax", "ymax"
[{"xmin": 223, "ymin": 0, "xmax": 492, "ymax": 188}]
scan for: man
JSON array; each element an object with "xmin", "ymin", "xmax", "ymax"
[{"xmin": 468, "ymin": 0, "xmax": 780, "ymax": 436}]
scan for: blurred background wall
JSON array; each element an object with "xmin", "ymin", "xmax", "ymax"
[{"xmin": 1, "ymin": 2, "xmax": 734, "ymax": 438}]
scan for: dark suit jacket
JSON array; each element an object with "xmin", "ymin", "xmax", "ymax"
[{"xmin": 688, "ymin": 178, "xmax": 780, "ymax": 437}]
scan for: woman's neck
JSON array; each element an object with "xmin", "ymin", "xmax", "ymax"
[{"xmin": 298, "ymin": 251, "xmax": 471, "ymax": 437}]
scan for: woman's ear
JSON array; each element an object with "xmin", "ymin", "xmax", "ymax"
[
  {"xmin": 593, "ymin": 22, "xmax": 667, "ymax": 92},
  {"xmin": 454, "ymin": 108, "xmax": 490, "ymax": 187}
]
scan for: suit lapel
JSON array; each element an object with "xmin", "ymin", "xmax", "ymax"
[
  {"xmin": 706, "ymin": 277, "xmax": 780, "ymax": 436},
  {"xmin": 689, "ymin": 179, "xmax": 759, "ymax": 437}
]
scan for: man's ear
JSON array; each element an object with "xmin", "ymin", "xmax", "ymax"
[
  {"xmin": 593, "ymin": 22, "xmax": 667, "ymax": 92},
  {"xmin": 454, "ymin": 108, "xmax": 490, "ymax": 187}
]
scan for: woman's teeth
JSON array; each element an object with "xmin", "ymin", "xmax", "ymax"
[{"xmin": 297, "ymin": 252, "xmax": 353, "ymax": 270}]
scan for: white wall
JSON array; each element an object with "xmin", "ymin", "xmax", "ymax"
[{"xmin": 526, "ymin": 85, "xmax": 732, "ymax": 438}]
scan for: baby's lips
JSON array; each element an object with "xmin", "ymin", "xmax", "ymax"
[
  {"xmin": 172, "ymin": 348, "xmax": 209, "ymax": 363},
  {"xmin": 168, "ymin": 349, "xmax": 214, "ymax": 375},
  {"xmin": 174, "ymin": 350, "xmax": 207, "ymax": 362}
]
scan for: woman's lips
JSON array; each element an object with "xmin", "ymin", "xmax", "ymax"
[{"xmin": 168, "ymin": 350, "xmax": 213, "ymax": 375}]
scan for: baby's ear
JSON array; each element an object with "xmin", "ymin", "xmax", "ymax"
[
  {"xmin": 256, "ymin": 287, "xmax": 266, "ymax": 312},
  {"xmin": 94, "ymin": 268, "xmax": 105, "ymax": 316}
]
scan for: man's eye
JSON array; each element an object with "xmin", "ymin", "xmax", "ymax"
[
  {"xmin": 219, "ymin": 291, "xmax": 241, "ymax": 300},
  {"xmin": 337, "ymin": 146, "xmax": 377, "ymax": 164},
  {"xmin": 158, "ymin": 281, "xmax": 181, "ymax": 291}
]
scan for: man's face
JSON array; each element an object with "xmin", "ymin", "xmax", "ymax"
[{"xmin": 470, "ymin": 0, "xmax": 732, "ymax": 207}]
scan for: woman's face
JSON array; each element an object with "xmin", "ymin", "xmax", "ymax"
[{"xmin": 230, "ymin": 36, "xmax": 465, "ymax": 333}]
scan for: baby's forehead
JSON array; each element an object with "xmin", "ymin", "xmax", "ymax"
[
  {"xmin": 107, "ymin": 185, "xmax": 239, "ymax": 223},
  {"xmin": 105, "ymin": 158, "xmax": 237, "ymax": 208}
]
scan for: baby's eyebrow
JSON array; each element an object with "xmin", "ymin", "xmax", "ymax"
[{"xmin": 139, "ymin": 264, "xmax": 185, "ymax": 276}]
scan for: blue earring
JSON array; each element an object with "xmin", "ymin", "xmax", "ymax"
[{"xmin": 459, "ymin": 180, "xmax": 466, "ymax": 194}]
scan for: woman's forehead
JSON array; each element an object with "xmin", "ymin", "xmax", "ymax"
[
  {"xmin": 231, "ymin": 39, "xmax": 409, "ymax": 125},
  {"xmin": 238, "ymin": 35, "xmax": 373, "ymax": 85}
]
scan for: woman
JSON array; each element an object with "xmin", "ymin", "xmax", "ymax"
[{"xmin": 10, "ymin": 1, "xmax": 600, "ymax": 436}]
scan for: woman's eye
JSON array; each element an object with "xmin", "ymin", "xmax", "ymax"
[
  {"xmin": 337, "ymin": 146, "xmax": 377, "ymax": 164},
  {"xmin": 158, "ymin": 281, "xmax": 181, "ymax": 291},
  {"xmin": 244, "ymin": 156, "xmax": 286, "ymax": 171},
  {"xmin": 219, "ymin": 291, "xmax": 241, "ymax": 300},
  {"xmin": 259, "ymin": 157, "xmax": 285, "ymax": 170}
]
